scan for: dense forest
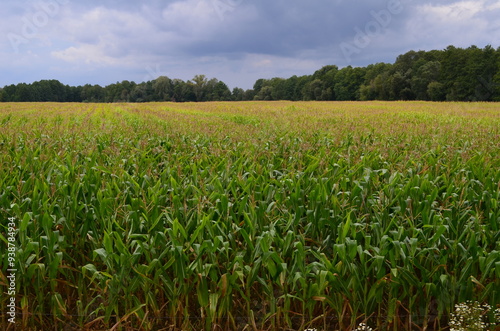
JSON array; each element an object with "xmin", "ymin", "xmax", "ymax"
[{"xmin": 1, "ymin": 45, "xmax": 499, "ymax": 102}]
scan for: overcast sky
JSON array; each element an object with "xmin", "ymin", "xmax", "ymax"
[{"xmin": 1, "ymin": 0, "xmax": 499, "ymax": 89}]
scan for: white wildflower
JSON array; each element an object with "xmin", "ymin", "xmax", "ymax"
[
  {"xmin": 449, "ymin": 301, "xmax": 493, "ymax": 331},
  {"xmin": 353, "ymin": 322, "xmax": 374, "ymax": 331}
]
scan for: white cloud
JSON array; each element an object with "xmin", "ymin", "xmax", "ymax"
[
  {"xmin": 404, "ymin": 0, "xmax": 496, "ymax": 49},
  {"xmin": 487, "ymin": 1, "xmax": 500, "ymax": 10},
  {"xmin": 418, "ymin": 1, "xmax": 485, "ymax": 21},
  {"xmin": 50, "ymin": 5, "xmax": 182, "ymax": 66},
  {"xmin": 241, "ymin": 53, "xmax": 320, "ymax": 76},
  {"xmin": 253, "ymin": 58, "xmax": 273, "ymax": 68},
  {"xmin": 59, "ymin": 7, "xmax": 158, "ymax": 47},
  {"xmin": 162, "ymin": 0, "xmax": 217, "ymax": 34},
  {"xmin": 51, "ymin": 43, "xmax": 121, "ymax": 66}
]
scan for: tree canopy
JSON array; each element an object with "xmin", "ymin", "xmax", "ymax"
[{"xmin": 1, "ymin": 45, "xmax": 499, "ymax": 102}]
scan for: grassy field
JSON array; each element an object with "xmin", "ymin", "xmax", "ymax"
[{"xmin": 0, "ymin": 101, "xmax": 499, "ymax": 330}]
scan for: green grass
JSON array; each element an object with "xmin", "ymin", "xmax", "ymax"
[{"xmin": 0, "ymin": 101, "xmax": 499, "ymax": 330}]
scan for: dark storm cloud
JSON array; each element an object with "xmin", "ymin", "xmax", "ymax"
[{"xmin": 179, "ymin": 0, "xmax": 413, "ymax": 57}]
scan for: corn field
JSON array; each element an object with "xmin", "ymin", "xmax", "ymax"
[{"xmin": 0, "ymin": 101, "xmax": 499, "ymax": 330}]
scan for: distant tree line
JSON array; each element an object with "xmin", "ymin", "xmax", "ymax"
[
  {"xmin": 0, "ymin": 75, "xmax": 234, "ymax": 103},
  {"xmin": 1, "ymin": 45, "xmax": 499, "ymax": 103}
]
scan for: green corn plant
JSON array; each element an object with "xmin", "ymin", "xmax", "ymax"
[{"xmin": 0, "ymin": 101, "xmax": 499, "ymax": 330}]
